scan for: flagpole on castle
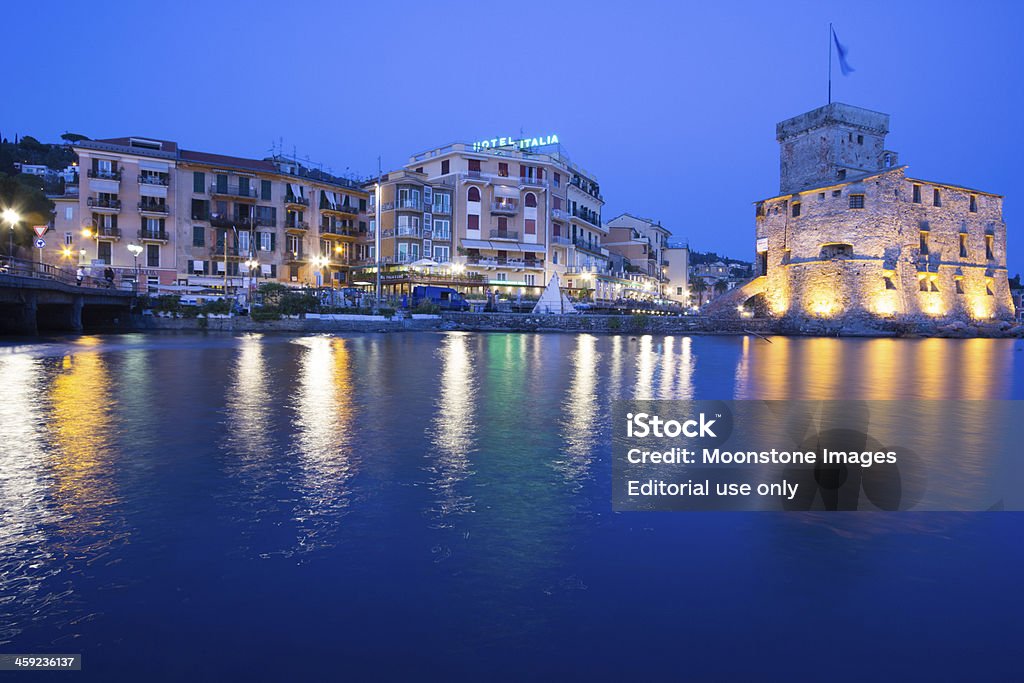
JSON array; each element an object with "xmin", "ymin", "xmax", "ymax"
[{"xmin": 828, "ymin": 22, "xmax": 833, "ymax": 104}]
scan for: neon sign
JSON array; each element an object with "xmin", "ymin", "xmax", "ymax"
[{"xmin": 471, "ymin": 134, "xmax": 559, "ymax": 152}]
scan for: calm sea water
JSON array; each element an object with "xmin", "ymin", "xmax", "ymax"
[{"xmin": 1, "ymin": 332, "xmax": 1022, "ymax": 681}]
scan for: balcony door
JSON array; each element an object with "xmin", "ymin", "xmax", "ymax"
[{"xmin": 97, "ymin": 241, "xmax": 112, "ymax": 264}]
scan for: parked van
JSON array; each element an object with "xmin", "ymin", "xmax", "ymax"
[{"xmin": 412, "ymin": 285, "xmax": 470, "ymax": 311}]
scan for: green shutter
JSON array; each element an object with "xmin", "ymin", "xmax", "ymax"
[
  {"xmin": 269, "ymin": 233, "xmax": 276, "ymax": 251},
  {"xmin": 193, "ymin": 171, "xmax": 205, "ymax": 193},
  {"xmin": 261, "ymin": 180, "xmax": 272, "ymax": 201}
]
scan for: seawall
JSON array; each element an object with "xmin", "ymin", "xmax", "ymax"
[{"xmin": 133, "ymin": 312, "xmax": 1024, "ymax": 338}]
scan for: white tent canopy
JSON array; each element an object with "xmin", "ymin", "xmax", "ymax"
[{"xmin": 533, "ymin": 273, "xmax": 578, "ymax": 315}]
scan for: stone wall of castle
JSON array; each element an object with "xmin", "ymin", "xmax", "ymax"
[{"xmin": 754, "ymin": 167, "xmax": 1013, "ymax": 322}]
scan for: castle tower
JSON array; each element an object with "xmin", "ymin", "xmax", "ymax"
[{"xmin": 776, "ymin": 102, "xmax": 896, "ymax": 194}]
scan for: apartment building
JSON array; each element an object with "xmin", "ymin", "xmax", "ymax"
[
  {"xmin": 604, "ymin": 213, "xmax": 670, "ymax": 283},
  {"xmin": 52, "ymin": 137, "xmax": 367, "ymax": 291}
]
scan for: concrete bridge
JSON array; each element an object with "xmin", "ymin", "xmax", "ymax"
[{"xmin": 0, "ymin": 256, "xmax": 135, "ymax": 335}]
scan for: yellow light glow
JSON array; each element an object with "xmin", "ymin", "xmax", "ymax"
[
  {"xmin": 809, "ymin": 300, "xmax": 836, "ymax": 317},
  {"xmin": 2, "ymin": 208, "xmax": 20, "ymax": 224},
  {"xmin": 81, "ymin": 228, "xmax": 92, "ymax": 238}
]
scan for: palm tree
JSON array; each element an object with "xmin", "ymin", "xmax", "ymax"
[
  {"xmin": 713, "ymin": 279, "xmax": 729, "ymax": 299},
  {"xmin": 690, "ymin": 278, "xmax": 708, "ymax": 308}
]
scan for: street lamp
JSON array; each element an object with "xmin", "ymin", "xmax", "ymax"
[
  {"xmin": 314, "ymin": 255, "xmax": 329, "ymax": 289},
  {"xmin": 3, "ymin": 208, "xmax": 20, "ymax": 259},
  {"xmin": 244, "ymin": 258, "xmax": 260, "ymax": 308},
  {"xmin": 126, "ymin": 243, "xmax": 143, "ymax": 294}
]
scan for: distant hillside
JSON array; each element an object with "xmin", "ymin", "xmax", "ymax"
[
  {"xmin": 0, "ymin": 134, "xmax": 79, "ymax": 174},
  {"xmin": 689, "ymin": 249, "xmax": 751, "ymax": 268},
  {"xmin": 0, "ymin": 133, "xmax": 83, "ymax": 197}
]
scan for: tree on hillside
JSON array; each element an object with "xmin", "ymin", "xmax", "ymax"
[
  {"xmin": 18, "ymin": 135, "xmax": 43, "ymax": 152},
  {"xmin": 0, "ymin": 173, "xmax": 55, "ymax": 257},
  {"xmin": 60, "ymin": 132, "xmax": 90, "ymax": 143}
]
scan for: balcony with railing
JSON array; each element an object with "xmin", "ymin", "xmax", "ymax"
[
  {"xmin": 210, "ymin": 213, "xmax": 256, "ymax": 228},
  {"xmin": 571, "ymin": 207, "xmax": 602, "ymax": 228},
  {"xmin": 569, "ymin": 175, "xmax": 602, "ymax": 200},
  {"xmin": 320, "ymin": 224, "xmax": 357, "ymax": 238},
  {"xmin": 519, "ymin": 175, "xmax": 547, "ymax": 188},
  {"xmin": 431, "ymin": 202, "xmax": 452, "ymax": 215},
  {"xmin": 87, "ymin": 197, "xmax": 121, "ymax": 212},
  {"xmin": 551, "ymin": 208, "xmax": 571, "ymax": 221},
  {"xmin": 285, "ymin": 194, "xmax": 310, "ymax": 207},
  {"xmin": 550, "ymin": 235, "xmax": 571, "ymax": 246},
  {"xmin": 430, "ymin": 231, "xmax": 452, "ymax": 242},
  {"xmin": 321, "ymin": 202, "xmax": 359, "ymax": 215},
  {"xmin": 285, "ymin": 219, "xmax": 310, "ymax": 233},
  {"xmin": 91, "ymin": 225, "xmax": 121, "ymax": 240},
  {"xmin": 490, "ymin": 200, "xmax": 518, "ymax": 215},
  {"xmin": 395, "ymin": 198, "xmax": 422, "ymax": 211},
  {"xmin": 209, "ymin": 183, "xmax": 259, "ymax": 200},
  {"xmin": 572, "ymin": 236, "xmax": 605, "ymax": 254},
  {"xmin": 489, "ymin": 229, "xmax": 519, "ymax": 241},
  {"xmin": 138, "ymin": 228, "xmax": 169, "ymax": 242},
  {"xmin": 382, "ymin": 226, "xmax": 421, "ymax": 238},
  {"xmin": 210, "ymin": 244, "xmax": 241, "ymax": 259},
  {"xmin": 88, "ymin": 169, "xmax": 122, "ymax": 181},
  {"xmin": 138, "ymin": 173, "xmax": 170, "ymax": 186},
  {"xmin": 138, "ymin": 200, "xmax": 170, "ymax": 215},
  {"xmin": 466, "ymin": 255, "xmax": 544, "ymax": 269}
]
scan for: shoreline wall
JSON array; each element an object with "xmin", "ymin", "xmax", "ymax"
[{"xmin": 115, "ymin": 312, "xmax": 1024, "ymax": 338}]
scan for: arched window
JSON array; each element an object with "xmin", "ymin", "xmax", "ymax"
[
  {"xmin": 467, "ymin": 187, "xmax": 481, "ymax": 202},
  {"xmin": 525, "ymin": 192, "xmax": 537, "ymax": 208}
]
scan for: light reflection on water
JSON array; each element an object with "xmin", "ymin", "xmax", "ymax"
[
  {"xmin": 0, "ymin": 332, "xmax": 1021, "ymax": 677},
  {"xmin": 0, "ymin": 355, "xmax": 54, "ymax": 644},
  {"xmin": 289, "ymin": 336, "xmax": 357, "ymax": 553},
  {"xmin": 427, "ymin": 332, "xmax": 477, "ymax": 525}
]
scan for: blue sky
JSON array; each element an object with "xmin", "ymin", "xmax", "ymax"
[{"xmin": 7, "ymin": 0, "xmax": 1023, "ymax": 272}]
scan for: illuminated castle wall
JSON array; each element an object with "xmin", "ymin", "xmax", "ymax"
[{"xmin": 753, "ymin": 103, "xmax": 1013, "ymax": 322}]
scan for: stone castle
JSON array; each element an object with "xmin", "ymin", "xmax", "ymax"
[{"xmin": 744, "ymin": 102, "xmax": 1013, "ymax": 324}]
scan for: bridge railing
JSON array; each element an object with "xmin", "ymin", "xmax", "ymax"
[{"xmin": 0, "ymin": 255, "xmax": 119, "ymax": 290}]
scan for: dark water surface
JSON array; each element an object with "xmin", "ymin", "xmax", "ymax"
[{"xmin": 1, "ymin": 332, "xmax": 1022, "ymax": 681}]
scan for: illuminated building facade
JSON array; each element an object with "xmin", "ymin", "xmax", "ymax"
[
  {"xmin": 752, "ymin": 103, "xmax": 1013, "ymax": 321},
  {"xmin": 53, "ymin": 137, "xmax": 367, "ymax": 292},
  {"xmin": 402, "ymin": 140, "xmax": 606, "ymax": 297}
]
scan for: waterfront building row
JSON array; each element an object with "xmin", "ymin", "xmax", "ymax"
[
  {"xmin": 48, "ymin": 136, "xmax": 369, "ymax": 292},
  {"xmin": 42, "ymin": 136, "xmax": 680, "ymax": 303}
]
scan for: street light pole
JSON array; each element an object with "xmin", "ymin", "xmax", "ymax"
[
  {"xmin": 127, "ymin": 243, "xmax": 143, "ymax": 295},
  {"xmin": 3, "ymin": 209, "xmax": 21, "ymax": 259}
]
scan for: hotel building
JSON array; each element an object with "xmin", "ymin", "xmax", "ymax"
[
  {"xmin": 390, "ymin": 140, "xmax": 608, "ymax": 297},
  {"xmin": 48, "ymin": 137, "xmax": 367, "ymax": 292},
  {"xmin": 745, "ymin": 103, "xmax": 1013, "ymax": 322}
]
